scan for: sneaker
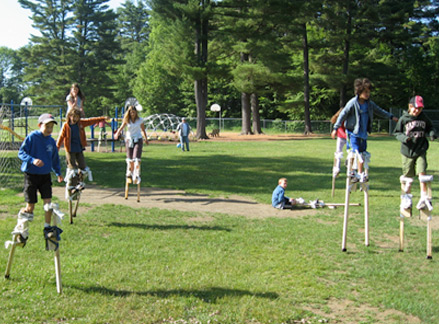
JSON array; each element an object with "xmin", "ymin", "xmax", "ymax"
[
  {"xmin": 349, "ymin": 171, "xmax": 359, "ymax": 183},
  {"xmin": 400, "ymin": 194, "xmax": 412, "ymax": 209},
  {"xmin": 75, "ymin": 182, "xmax": 85, "ymax": 191},
  {"xmin": 17, "ymin": 234, "xmax": 28, "ymax": 247},
  {"xmin": 126, "ymin": 171, "xmax": 132, "ymax": 179},
  {"xmin": 417, "ymin": 194, "xmax": 433, "ymax": 211},
  {"xmin": 332, "ymin": 166, "xmax": 340, "ymax": 178},
  {"xmin": 44, "ymin": 226, "xmax": 63, "ymax": 251},
  {"xmin": 359, "ymin": 172, "xmax": 369, "ymax": 183}
]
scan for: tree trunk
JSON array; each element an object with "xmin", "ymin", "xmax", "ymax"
[
  {"xmin": 339, "ymin": 3, "xmax": 352, "ymax": 108},
  {"xmin": 194, "ymin": 4, "xmax": 209, "ymax": 139},
  {"xmin": 302, "ymin": 23, "xmax": 312, "ymax": 135},
  {"xmin": 241, "ymin": 92, "xmax": 252, "ymax": 135},
  {"xmin": 251, "ymin": 93, "xmax": 263, "ymax": 134},
  {"xmin": 195, "ymin": 78, "xmax": 208, "ymax": 139}
]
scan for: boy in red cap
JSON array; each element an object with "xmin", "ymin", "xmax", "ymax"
[{"xmin": 394, "ymin": 96, "xmax": 437, "ymax": 211}]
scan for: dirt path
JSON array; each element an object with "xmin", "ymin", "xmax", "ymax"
[{"xmin": 52, "ymin": 185, "xmax": 318, "ymax": 219}]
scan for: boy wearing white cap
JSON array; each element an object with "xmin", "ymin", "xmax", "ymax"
[{"xmin": 14, "ymin": 113, "xmax": 64, "ymax": 249}]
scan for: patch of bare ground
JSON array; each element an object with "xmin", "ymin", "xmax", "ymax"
[
  {"xmin": 51, "ymin": 185, "xmax": 319, "ymax": 219},
  {"xmin": 304, "ymin": 298, "xmax": 421, "ymax": 324},
  {"xmin": 0, "ymin": 210, "xmax": 11, "ymax": 220}
]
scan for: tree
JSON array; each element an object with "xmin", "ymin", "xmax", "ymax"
[
  {"xmin": 134, "ymin": 15, "xmax": 186, "ymax": 115},
  {"xmin": 0, "ymin": 47, "xmax": 26, "ymax": 103},
  {"xmin": 71, "ymin": 0, "xmax": 121, "ymax": 115},
  {"xmin": 114, "ymin": 0, "xmax": 150, "ymax": 107},
  {"xmin": 147, "ymin": 0, "xmax": 215, "ymax": 139},
  {"xmin": 18, "ymin": 0, "xmax": 73, "ymax": 105},
  {"xmin": 216, "ymin": 0, "xmax": 293, "ymax": 134}
]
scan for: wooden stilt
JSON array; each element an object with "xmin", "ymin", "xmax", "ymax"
[
  {"xmin": 363, "ymin": 182, "xmax": 369, "ymax": 246},
  {"xmin": 399, "ymin": 215, "xmax": 404, "ymax": 252},
  {"xmin": 4, "ymin": 235, "xmax": 23, "ymax": 279},
  {"xmin": 125, "ymin": 177, "xmax": 131, "ymax": 199},
  {"xmin": 341, "ymin": 158, "xmax": 353, "ymax": 252},
  {"xmin": 427, "ymin": 216, "xmax": 432, "ymax": 259},
  {"xmin": 52, "ymin": 212, "xmax": 62, "ymax": 294}
]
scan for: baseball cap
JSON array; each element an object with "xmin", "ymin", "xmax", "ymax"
[
  {"xmin": 38, "ymin": 113, "xmax": 58, "ymax": 125},
  {"xmin": 409, "ymin": 95, "xmax": 424, "ymax": 108}
]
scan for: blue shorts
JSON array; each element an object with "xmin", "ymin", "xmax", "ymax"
[{"xmin": 348, "ymin": 135, "xmax": 367, "ymax": 153}]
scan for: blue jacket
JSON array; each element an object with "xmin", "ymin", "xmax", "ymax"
[
  {"xmin": 272, "ymin": 185, "xmax": 289, "ymax": 207},
  {"xmin": 333, "ymin": 96, "xmax": 394, "ymax": 135},
  {"xmin": 18, "ymin": 130, "xmax": 62, "ymax": 176}
]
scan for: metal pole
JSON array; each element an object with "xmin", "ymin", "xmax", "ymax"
[
  {"xmin": 25, "ymin": 103, "xmax": 28, "ymax": 137},
  {"xmin": 90, "ymin": 125, "xmax": 95, "ymax": 152},
  {"xmin": 59, "ymin": 108, "xmax": 63, "ymax": 129},
  {"xmin": 11, "ymin": 100, "xmax": 14, "ymax": 144}
]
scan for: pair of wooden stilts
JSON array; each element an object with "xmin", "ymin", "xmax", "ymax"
[
  {"xmin": 334, "ymin": 153, "xmax": 433, "ymax": 258},
  {"xmin": 124, "ymin": 162, "xmax": 141, "ymax": 202},
  {"xmin": 5, "ymin": 210, "xmax": 63, "ymax": 294},
  {"xmin": 125, "ymin": 176, "xmax": 141, "ymax": 202},
  {"xmin": 399, "ymin": 176, "xmax": 433, "ymax": 259}
]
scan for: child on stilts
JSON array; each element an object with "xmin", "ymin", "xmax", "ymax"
[
  {"xmin": 114, "ymin": 106, "xmax": 148, "ymax": 198},
  {"xmin": 57, "ymin": 108, "xmax": 107, "ymax": 196},
  {"xmin": 331, "ymin": 78, "xmax": 398, "ymax": 183},
  {"xmin": 394, "ymin": 95, "xmax": 436, "ymax": 257},
  {"xmin": 331, "ymin": 78, "xmax": 398, "ymax": 251}
]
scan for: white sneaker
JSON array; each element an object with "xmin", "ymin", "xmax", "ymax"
[
  {"xmin": 359, "ymin": 172, "xmax": 368, "ymax": 183},
  {"xmin": 400, "ymin": 194, "xmax": 412, "ymax": 209},
  {"xmin": 349, "ymin": 170, "xmax": 360, "ymax": 183}
]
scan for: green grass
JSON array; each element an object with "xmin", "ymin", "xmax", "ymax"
[{"xmin": 1, "ymin": 136, "xmax": 439, "ymax": 323}]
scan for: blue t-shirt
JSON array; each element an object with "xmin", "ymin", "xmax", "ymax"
[
  {"xmin": 70, "ymin": 124, "xmax": 82, "ymax": 152},
  {"xmin": 358, "ymin": 101, "xmax": 369, "ymax": 139}
]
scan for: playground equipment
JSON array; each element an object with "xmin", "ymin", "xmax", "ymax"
[{"xmin": 143, "ymin": 113, "xmax": 183, "ymax": 140}]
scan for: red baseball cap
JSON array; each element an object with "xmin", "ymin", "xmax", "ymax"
[{"xmin": 409, "ymin": 95, "xmax": 424, "ymax": 108}]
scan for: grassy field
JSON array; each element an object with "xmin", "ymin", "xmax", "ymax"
[{"xmin": 1, "ymin": 136, "xmax": 439, "ymax": 323}]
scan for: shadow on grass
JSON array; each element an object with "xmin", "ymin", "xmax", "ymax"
[
  {"xmin": 84, "ymin": 138, "xmax": 405, "ymax": 198},
  {"xmin": 108, "ymin": 222, "xmax": 232, "ymax": 232},
  {"xmin": 158, "ymin": 197, "xmax": 258, "ymax": 205},
  {"xmin": 69, "ymin": 285, "xmax": 279, "ymax": 302}
]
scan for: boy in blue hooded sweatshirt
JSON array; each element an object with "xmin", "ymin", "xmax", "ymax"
[
  {"xmin": 331, "ymin": 78, "xmax": 398, "ymax": 182},
  {"xmin": 14, "ymin": 113, "xmax": 64, "ymax": 248}
]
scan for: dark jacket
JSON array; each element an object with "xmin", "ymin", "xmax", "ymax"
[{"xmin": 393, "ymin": 111, "xmax": 436, "ymax": 158}]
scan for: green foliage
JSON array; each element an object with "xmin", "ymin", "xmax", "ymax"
[{"xmin": 2, "ymin": 0, "xmax": 439, "ymax": 127}]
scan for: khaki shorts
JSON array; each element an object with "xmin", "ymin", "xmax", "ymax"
[{"xmin": 402, "ymin": 153, "xmax": 427, "ymax": 178}]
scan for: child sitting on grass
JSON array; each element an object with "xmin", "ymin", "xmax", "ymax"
[{"xmin": 272, "ymin": 178, "xmax": 304, "ymax": 209}]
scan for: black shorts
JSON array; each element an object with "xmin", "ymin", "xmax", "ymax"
[{"xmin": 24, "ymin": 173, "xmax": 52, "ymax": 204}]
